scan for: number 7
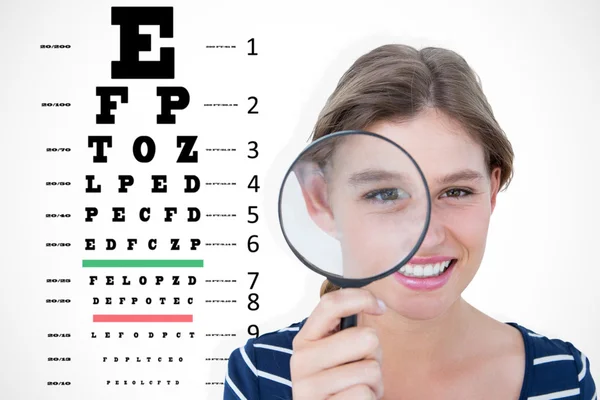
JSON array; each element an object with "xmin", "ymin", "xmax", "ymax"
[{"xmin": 248, "ymin": 272, "xmax": 259, "ymax": 289}]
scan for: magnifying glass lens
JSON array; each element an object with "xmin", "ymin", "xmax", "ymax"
[{"xmin": 279, "ymin": 131, "xmax": 430, "ymax": 283}]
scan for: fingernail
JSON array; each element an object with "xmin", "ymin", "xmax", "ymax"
[{"xmin": 377, "ymin": 298, "xmax": 386, "ymax": 312}]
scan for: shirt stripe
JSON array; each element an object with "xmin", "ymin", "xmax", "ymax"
[
  {"xmin": 533, "ymin": 354, "xmax": 575, "ymax": 365},
  {"xmin": 527, "ymin": 388, "xmax": 580, "ymax": 399},
  {"xmin": 225, "ymin": 372, "xmax": 248, "ymax": 400},
  {"xmin": 257, "ymin": 370, "xmax": 292, "ymax": 387},
  {"xmin": 278, "ymin": 327, "xmax": 299, "ymax": 332},
  {"xmin": 529, "ymin": 332, "xmax": 545, "ymax": 338},
  {"xmin": 578, "ymin": 352, "xmax": 587, "ymax": 381},
  {"xmin": 254, "ymin": 343, "xmax": 294, "ymax": 354},
  {"xmin": 239, "ymin": 345, "xmax": 257, "ymax": 376}
]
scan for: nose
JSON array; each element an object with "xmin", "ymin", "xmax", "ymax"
[{"xmin": 418, "ymin": 207, "xmax": 446, "ymax": 250}]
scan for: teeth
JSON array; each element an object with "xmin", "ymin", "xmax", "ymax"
[
  {"xmin": 414, "ymin": 265, "xmax": 423, "ymax": 276},
  {"xmin": 399, "ymin": 260, "xmax": 453, "ymax": 278},
  {"xmin": 423, "ymin": 264, "xmax": 433, "ymax": 276}
]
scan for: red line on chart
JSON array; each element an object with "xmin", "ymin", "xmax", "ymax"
[{"xmin": 93, "ymin": 314, "xmax": 193, "ymax": 322}]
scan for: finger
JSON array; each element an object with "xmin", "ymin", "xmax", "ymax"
[
  {"xmin": 328, "ymin": 384, "xmax": 377, "ymax": 400},
  {"xmin": 295, "ymin": 358, "xmax": 384, "ymax": 399},
  {"xmin": 296, "ymin": 288, "xmax": 385, "ymax": 343},
  {"xmin": 292, "ymin": 326, "xmax": 382, "ymax": 376}
]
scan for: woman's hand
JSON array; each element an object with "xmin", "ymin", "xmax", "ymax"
[{"xmin": 290, "ymin": 288, "xmax": 387, "ymax": 399}]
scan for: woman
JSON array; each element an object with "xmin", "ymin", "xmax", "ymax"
[{"xmin": 223, "ymin": 44, "xmax": 597, "ymax": 399}]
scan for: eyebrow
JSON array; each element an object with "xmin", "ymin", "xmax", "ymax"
[
  {"xmin": 347, "ymin": 169, "xmax": 410, "ymax": 186},
  {"xmin": 347, "ymin": 168, "xmax": 485, "ymax": 186},
  {"xmin": 436, "ymin": 169, "xmax": 485, "ymax": 185}
]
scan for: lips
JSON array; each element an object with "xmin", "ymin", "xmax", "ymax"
[{"xmin": 393, "ymin": 258, "xmax": 457, "ymax": 291}]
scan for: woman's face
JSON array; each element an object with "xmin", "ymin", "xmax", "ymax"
[{"xmin": 305, "ymin": 108, "xmax": 501, "ymax": 320}]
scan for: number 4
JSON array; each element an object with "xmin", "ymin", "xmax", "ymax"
[{"xmin": 248, "ymin": 175, "xmax": 260, "ymax": 192}]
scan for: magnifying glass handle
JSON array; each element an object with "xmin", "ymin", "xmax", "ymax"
[{"xmin": 340, "ymin": 314, "xmax": 357, "ymax": 330}]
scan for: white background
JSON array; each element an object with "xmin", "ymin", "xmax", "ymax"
[{"xmin": 0, "ymin": 0, "xmax": 598, "ymax": 398}]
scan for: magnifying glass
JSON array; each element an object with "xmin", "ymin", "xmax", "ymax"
[{"xmin": 277, "ymin": 130, "xmax": 431, "ymax": 330}]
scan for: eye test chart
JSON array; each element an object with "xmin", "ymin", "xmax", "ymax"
[
  {"xmin": 2, "ymin": 0, "xmax": 600, "ymax": 399},
  {"xmin": 2, "ymin": 1, "xmax": 304, "ymax": 399}
]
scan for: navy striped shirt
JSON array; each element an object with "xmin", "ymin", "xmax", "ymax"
[{"xmin": 224, "ymin": 317, "xmax": 596, "ymax": 399}]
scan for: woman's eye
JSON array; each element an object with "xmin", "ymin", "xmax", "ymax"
[
  {"xmin": 442, "ymin": 188, "xmax": 472, "ymax": 198},
  {"xmin": 365, "ymin": 188, "xmax": 409, "ymax": 202}
]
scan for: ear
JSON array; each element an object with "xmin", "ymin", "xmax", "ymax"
[
  {"xmin": 293, "ymin": 164, "xmax": 337, "ymax": 237},
  {"xmin": 490, "ymin": 167, "xmax": 501, "ymax": 214}
]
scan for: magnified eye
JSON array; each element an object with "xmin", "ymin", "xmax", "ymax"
[{"xmin": 364, "ymin": 188, "xmax": 409, "ymax": 203}]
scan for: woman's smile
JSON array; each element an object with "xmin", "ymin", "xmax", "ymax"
[{"xmin": 393, "ymin": 257, "xmax": 458, "ymax": 291}]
